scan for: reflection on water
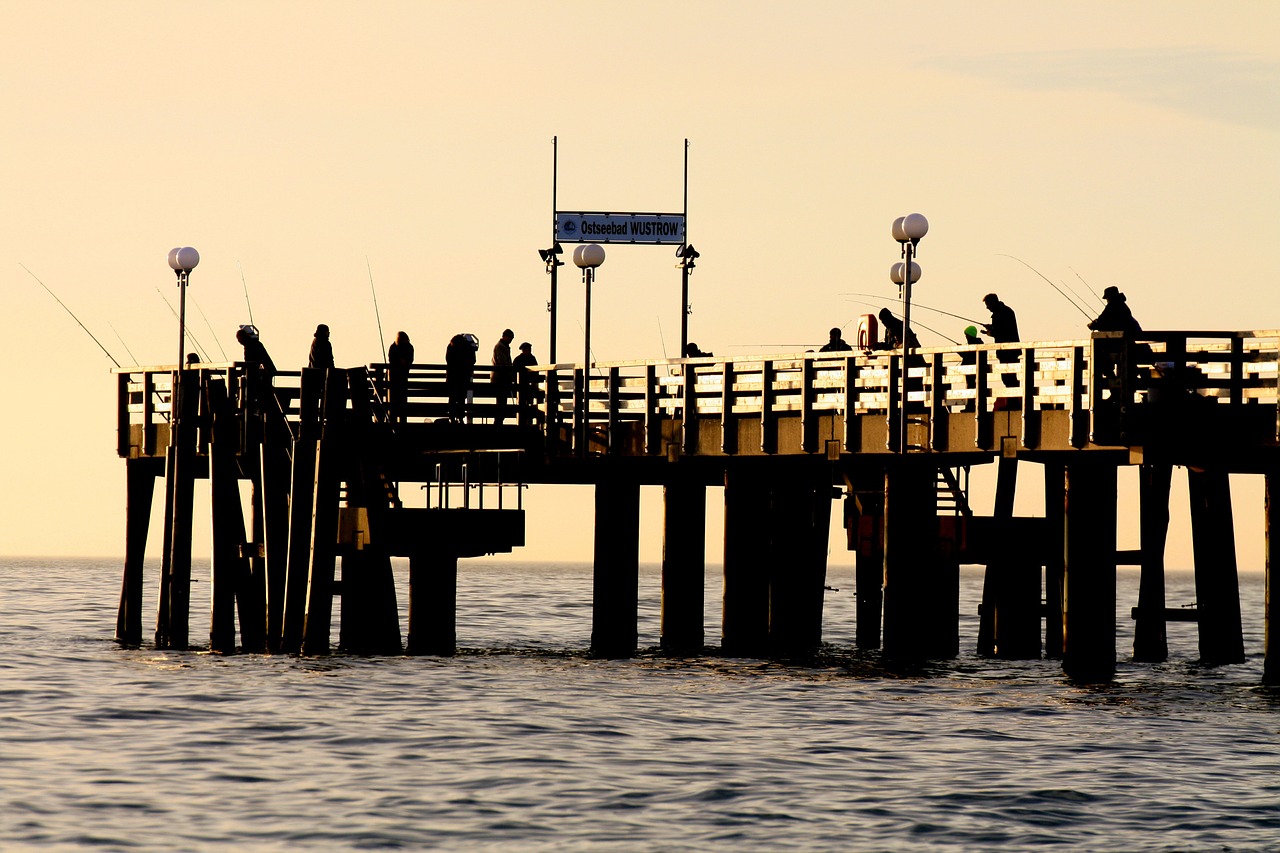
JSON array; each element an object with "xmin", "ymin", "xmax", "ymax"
[{"xmin": 0, "ymin": 557, "xmax": 1276, "ymax": 851}]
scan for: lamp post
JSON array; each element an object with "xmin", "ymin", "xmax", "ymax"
[
  {"xmin": 675, "ymin": 243, "xmax": 699, "ymax": 354},
  {"xmin": 539, "ymin": 243, "xmax": 564, "ymax": 362},
  {"xmin": 890, "ymin": 214, "xmax": 927, "ymax": 452},
  {"xmin": 167, "ymin": 247, "xmax": 200, "ymax": 416},
  {"xmin": 573, "ymin": 243, "xmax": 605, "ymax": 455}
]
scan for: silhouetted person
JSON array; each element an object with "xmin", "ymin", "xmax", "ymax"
[
  {"xmin": 491, "ymin": 328, "xmax": 514, "ymax": 425},
  {"xmin": 387, "ymin": 330, "xmax": 414, "ymax": 423},
  {"xmin": 185, "ymin": 352, "xmax": 200, "ymax": 367},
  {"xmin": 1088, "ymin": 286, "xmax": 1142, "ymax": 333},
  {"xmin": 236, "ymin": 325, "xmax": 276, "ymax": 410},
  {"xmin": 964, "ymin": 325, "xmax": 983, "ymax": 346},
  {"xmin": 308, "ymin": 324, "xmax": 334, "ymax": 370},
  {"xmin": 513, "ymin": 341, "xmax": 540, "ymax": 426},
  {"xmin": 877, "ymin": 308, "xmax": 920, "ymax": 350},
  {"xmin": 445, "ymin": 333, "xmax": 476, "ymax": 423},
  {"xmin": 981, "ymin": 293, "xmax": 1019, "ymax": 364},
  {"xmin": 820, "ymin": 326, "xmax": 852, "ymax": 352},
  {"xmin": 685, "ymin": 342, "xmax": 712, "ymax": 357},
  {"xmin": 1089, "ymin": 286, "xmax": 1142, "ymax": 379}
]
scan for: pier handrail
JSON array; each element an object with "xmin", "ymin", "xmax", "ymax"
[{"xmin": 114, "ymin": 329, "xmax": 1280, "ymax": 459}]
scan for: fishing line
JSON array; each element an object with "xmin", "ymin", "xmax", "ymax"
[
  {"xmin": 1069, "ymin": 267, "xmax": 1105, "ymax": 308},
  {"xmin": 108, "ymin": 322, "xmax": 139, "ymax": 365},
  {"xmin": 191, "ymin": 297, "xmax": 229, "ymax": 360},
  {"xmin": 843, "ymin": 298, "xmax": 960, "ymax": 345},
  {"xmin": 996, "ymin": 254, "xmax": 1093, "ymax": 321},
  {"xmin": 20, "ymin": 263, "xmax": 121, "ymax": 367},
  {"xmin": 841, "ymin": 291, "xmax": 983, "ymax": 325},
  {"xmin": 156, "ymin": 287, "xmax": 211, "ymax": 362},
  {"xmin": 238, "ymin": 261, "xmax": 255, "ymax": 327},
  {"xmin": 367, "ymin": 256, "xmax": 387, "ymax": 363}
]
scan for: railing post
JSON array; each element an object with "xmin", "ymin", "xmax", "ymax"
[
  {"xmin": 801, "ymin": 356, "xmax": 817, "ymax": 454},
  {"xmin": 720, "ymin": 360, "xmax": 736, "ymax": 455}
]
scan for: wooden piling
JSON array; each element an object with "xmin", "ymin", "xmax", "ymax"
[
  {"xmin": 407, "ymin": 551, "xmax": 458, "ymax": 655},
  {"xmin": 722, "ymin": 467, "xmax": 771, "ymax": 656},
  {"xmin": 590, "ymin": 479, "xmax": 640, "ymax": 658},
  {"xmin": 767, "ymin": 477, "xmax": 830, "ymax": 656},
  {"xmin": 116, "ymin": 457, "xmax": 158, "ymax": 645},
  {"xmin": 660, "ymin": 481, "xmax": 706, "ymax": 653},
  {"xmin": 1265, "ymin": 468, "xmax": 1278, "ymax": 685},
  {"xmin": 1063, "ymin": 462, "xmax": 1117, "ymax": 681},
  {"xmin": 1133, "ymin": 463, "xmax": 1172, "ymax": 662},
  {"xmin": 157, "ymin": 369, "xmax": 199, "ymax": 650},
  {"xmin": 1043, "ymin": 462, "xmax": 1066, "ymax": 658},
  {"xmin": 882, "ymin": 461, "xmax": 938, "ymax": 661},
  {"xmin": 849, "ymin": 494, "xmax": 884, "ymax": 650},
  {"xmin": 300, "ymin": 371, "xmax": 346, "ymax": 656},
  {"xmin": 340, "ymin": 550, "xmax": 403, "ymax": 654},
  {"xmin": 1187, "ymin": 468, "xmax": 1245, "ymax": 665},
  {"xmin": 260, "ymin": 414, "xmax": 293, "ymax": 653},
  {"xmin": 207, "ymin": 378, "xmax": 250, "ymax": 654},
  {"xmin": 978, "ymin": 458, "xmax": 1041, "ymax": 659},
  {"xmin": 280, "ymin": 368, "xmax": 326, "ymax": 653}
]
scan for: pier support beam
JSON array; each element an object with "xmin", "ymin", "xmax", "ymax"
[
  {"xmin": 1133, "ymin": 463, "xmax": 1172, "ymax": 662},
  {"xmin": 1265, "ymin": 469, "xmax": 1279, "ymax": 685},
  {"xmin": 1043, "ymin": 463, "xmax": 1066, "ymax": 658},
  {"xmin": 1063, "ymin": 462, "xmax": 1117, "ymax": 681},
  {"xmin": 116, "ymin": 458, "xmax": 159, "ymax": 645},
  {"xmin": 848, "ymin": 493, "xmax": 885, "ymax": 650},
  {"xmin": 883, "ymin": 461, "xmax": 942, "ymax": 661},
  {"xmin": 280, "ymin": 368, "xmax": 325, "ymax": 654},
  {"xmin": 407, "ymin": 551, "xmax": 458, "ymax": 655},
  {"xmin": 1188, "ymin": 468, "xmax": 1245, "ymax": 665},
  {"xmin": 156, "ymin": 369, "xmax": 199, "ymax": 650},
  {"xmin": 722, "ymin": 468, "xmax": 771, "ymax": 656},
  {"xmin": 768, "ymin": 477, "xmax": 830, "ymax": 656},
  {"xmin": 300, "ymin": 371, "xmax": 346, "ymax": 656},
  {"xmin": 591, "ymin": 479, "xmax": 640, "ymax": 658},
  {"xmin": 208, "ymin": 379, "xmax": 251, "ymax": 654},
  {"xmin": 661, "ymin": 481, "xmax": 706, "ymax": 653},
  {"xmin": 978, "ymin": 458, "xmax": 1041, "ymax": 659}
]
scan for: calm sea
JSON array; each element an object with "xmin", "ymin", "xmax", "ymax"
[{"xmin": 1, "ymin": 557, "xmax": 1277, "ymax": 852}]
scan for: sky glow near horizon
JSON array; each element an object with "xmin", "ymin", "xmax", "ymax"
[{"xmin": 2, "ymin": 1, "xmax": 1278, "ymax": 569}]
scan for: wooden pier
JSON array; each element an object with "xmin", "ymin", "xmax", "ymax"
[{"xmin": 113, "ymin": 330, "xmax": 1280, "ymax": 683}]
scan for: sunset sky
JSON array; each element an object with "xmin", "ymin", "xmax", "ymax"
[{"xmin": 2, "ymin": 1, "xmax": 1277, "ymax": 569}]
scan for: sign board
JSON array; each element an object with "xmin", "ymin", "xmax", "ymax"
[{"xmin": 555, "ymin": 212, "xmax": 686, "ymax": 245}]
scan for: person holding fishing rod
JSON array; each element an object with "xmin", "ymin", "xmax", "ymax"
[
  {"xmin": 1088, "ymin": 286, "xmax": 1143, "ymax": 380},
  {"xmin": 981, "ymin": 292, "xmax": 1020, "ymax": 389}
]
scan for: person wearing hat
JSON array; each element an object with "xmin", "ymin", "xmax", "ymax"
[
  {"xmin": 1088, "ymin": 286, "xmax": 1142, "ymax": 334},
  {"xmin": 512, "ymin": 341, "xmax": 540, "ymax": 426},
  {"xmin": 308, "ymin": 323, "xmax": 334, "ymax": 370}
]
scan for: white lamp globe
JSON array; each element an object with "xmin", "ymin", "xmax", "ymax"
[
  {"xmin": 902, "ymin": 213, "xmax": 929, "ymax": 242},
  {"xmin": 574, "ymin": 243, "xmax": 606, "ymax": 269},
  {"xmin": 890, "ymin": 261, "xmax": 921, "ymax": 284},
  {"xmin": 168, "ymin": 246, "xmax": 200, "ymax": 272},
  {"xmin": 891, "ymin": 216, "xmax": 908, "ymax": 244}
]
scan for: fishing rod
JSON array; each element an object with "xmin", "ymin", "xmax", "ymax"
[
  {"xmin": 996, "ymin": 254, "xmax": 1094, "ymax": 321},
  {"xmin": 20, "ymin": 263, "xmax": 121, "ymax": 367},
  {"xmin": 191, "ymin": 296, "xmax": 229, "ymax": 360},
  {"xmin": 156, "ymin": 287, "xmax": 211, "ymax": 362},
  {"xmin": 238, "ymin": 261, "xmax": 255, "ymax": 327},
  {"xmin": 367, "ymin": 256, "xmax": 387, "ymax": 363},
  {"xmin": 843, "ymin": 298, "xmax": 961, "ymax": 345},
  {"xmin": 108, "ymin": 323, "xmax": 139, "ymax": 365},
  {"xmin": 1068, "ymin": 267, "xmax": 1105, "ymax": 308},
  {"xmin": 840, "ymin": 291, "xmax": 983, "ymax": 325}
]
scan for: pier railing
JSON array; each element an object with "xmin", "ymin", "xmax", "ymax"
[{"xmin": 115, "ymin": 330, "xmax": 1280, "ymax": 460}]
